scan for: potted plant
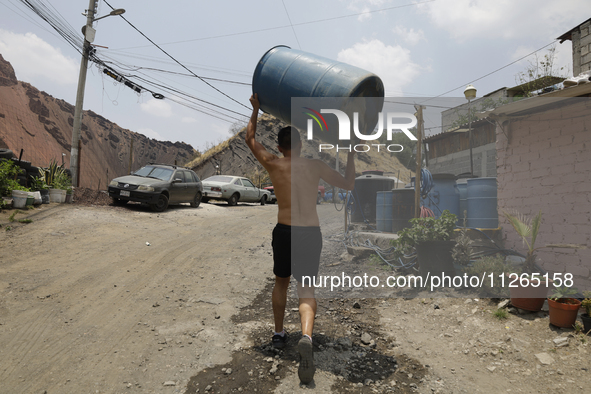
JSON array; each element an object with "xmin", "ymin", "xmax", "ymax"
[
  {"xmin": 547, "ymin": 286, "xmax": 581, "ymax": 328},
  {"xmin": 581, "ymin": 291, "xmax": 591, "ymax": 334},
  {"xmin": 65, "ymin": 186, "xmax": 73, "ymax": 203},
  {"xmin": 44, "ymin": 160, "xmax": 69, "ymax": 203},
  {"xmin": 392, "ymin": 210, "xmax": 458, "ymax": 278},
  {"xmin": 30, "ymin": 168, "xmax": 49, "ymax": 204},
  {"xmin": 503, "ymin": 210, "xmax": 582, "ymax": 312}
]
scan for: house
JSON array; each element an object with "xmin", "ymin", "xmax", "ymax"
[
  {"xmin": 558, "ymin": 18, "xmax": 591, "ymax": 77},
  {"xmin": 489, "ymin": 83, "xmax": 591, "ymax": 289},
  {"xmin": 424, "ymin": 78, "xmax": 564, "ymax": 178}
]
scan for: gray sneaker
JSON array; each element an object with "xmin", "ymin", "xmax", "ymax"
[{"xmin": 297, "ymin": 336, "xmax": 315, "ymax": 384}]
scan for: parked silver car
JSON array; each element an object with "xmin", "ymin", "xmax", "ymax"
[{"xmin": 202, "ymin": 175, "xmax": 271, "ymax": 206}]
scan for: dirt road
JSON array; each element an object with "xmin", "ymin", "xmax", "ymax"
[{"xmin": 0, "ymin": 202, "xmax": 589, "ymax": 394}]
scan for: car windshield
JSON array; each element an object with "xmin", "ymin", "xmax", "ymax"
[
  {"xmin": 204, "ymin": 176, "xmax": 233, "ymax": 183},
  {"xmin": 133, "ymin": 166, "xmax": 173, "ymax": 181}
]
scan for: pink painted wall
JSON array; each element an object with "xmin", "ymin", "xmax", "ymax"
[{"xmin": 496, "ymin": 98, "xmax": 591, "ymax": 290}]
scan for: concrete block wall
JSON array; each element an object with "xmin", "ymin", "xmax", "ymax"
[
  {"xmin": 496, "ymin": 99, "xmax": 591, "ymax": 290},
  {"xmin": 427, "ymin": 143, "xmax": 496, "ymax": 177},
  {"xmin": 572, "ymin": 20, "xmax": 591, "ymax": 76}
]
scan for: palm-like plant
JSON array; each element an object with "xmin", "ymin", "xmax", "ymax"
[
  {"xmin": 503, "ymin": 210, "xmax": 542, "ymax": 273},
  {"xmin": 503, "ymin": 210, "xmax": 585, "ymax": 273}
]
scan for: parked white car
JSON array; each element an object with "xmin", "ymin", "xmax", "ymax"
[{"xmin": 202, "ymin": 175, "xmax": 271, "ymax": 206}]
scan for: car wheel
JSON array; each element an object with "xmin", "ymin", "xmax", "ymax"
[
  {"xmin": 191, "ymin": 192, "xmax": 202, "ymax": 208},
  {"xmin": 112, "ymin": 198, "xmax": 128, "ymax": 206},
  {"xmin": 260, "ymin": 195, "xmax": 267, "ymax": 206},
  {"xmin": 227, "ymin": 193, "xmax": 239, "ymax": 206},
  {"xmin": 150, "ymin": 194, "xmax": 169, "ymax": 212}
]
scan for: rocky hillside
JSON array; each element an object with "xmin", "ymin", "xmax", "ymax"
[
  {"xmin": 188, "ymin": 114, "xmax": 411, "ymax": 186},
  {"xmin": 0, "ymin": 54, "xmax": 196, "ymax": 189}
]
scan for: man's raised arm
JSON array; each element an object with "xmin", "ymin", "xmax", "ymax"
[
  {"xmin": 317, "ymin": 151, "xmax": 356, "ymax": 191},
  {"xmin": 245, "ymin": 94, "xmax": 277, "ymax": 166}
]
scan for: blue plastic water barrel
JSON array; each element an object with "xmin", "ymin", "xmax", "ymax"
[
  {"xmin": 423, "ymin": 174, "xmax": 459, "ymax": 219},
  {"xmin": 351, "ymin": 175, "xmax": 394, "ymax": 223},
  {"xmin": 392, "ymin": 189, "xmax": 415, "ymax": 233},
  {"xmin": 467, "ymin": 177, "xmax": 498, "ymax": 228},
  {"xmin": 456, "ymin": 179, "xmax": 468, "ymax": 222},
  {"xmin": 376, "ymin": 191, "xmax": 394, "ymax": 232},
  {"xmin": 252, "ymin": 46, "xmax": 384, "ymax": 143}
]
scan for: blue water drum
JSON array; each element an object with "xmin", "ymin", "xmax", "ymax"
[
  {"xmin": 456, "ymin": 179, "xmax": 468, "ymax": 222},
  {"xmin": 376, "ymin": 191, "xmax": 394, "ymax": 232},
  {"xmin": 467, "ymin": 177, "xmax": 498, "ymax": 229},
  {"xmin": 423, "ymin": 174, "xmax": 459, "ymax": 219},
  {"xmin": 351, "ymin": 175, "xmax": 394, "ymax": 223},
  {"xmin": 252, "ymin": 46, "xmax": 384, "ymax": 143},
  {"xmin": 392, "ymin": 189, "xmax": 415, "ymax": 233}
]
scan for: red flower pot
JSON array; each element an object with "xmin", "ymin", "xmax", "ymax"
[
  {"xmin": 548, "ymin": 298, "xmax": 581, "ymax": 328},
  {"xmin": 508, "ymin": 275, "xmax": 552, "ymax": 312}
]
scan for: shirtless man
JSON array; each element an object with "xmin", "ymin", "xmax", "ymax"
[{"xmin": 245, "ymin": 94, "xmax": 356, "ymax": 384}]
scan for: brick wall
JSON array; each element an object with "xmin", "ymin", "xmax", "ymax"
[{"xmin": 496, "ymin": 99, "xmax": 591, "ymax": 290}]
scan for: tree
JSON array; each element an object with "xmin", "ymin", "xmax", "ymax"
[{"xmin": 514, "ymin": 44, "xmax": 566, "ymax": 97}]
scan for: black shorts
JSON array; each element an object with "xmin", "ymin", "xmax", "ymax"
[{"xmin": 272, "ymin": 223, "xmax": 322, "ymax": 283}]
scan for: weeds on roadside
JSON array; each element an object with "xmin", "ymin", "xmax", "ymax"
[
  {"xmin": 18, "ymin": 219, "xmax": 33, "ymax": 224},
  {"xmin": 8, "ymin": 210, "xmax": 20, "ymax": 222},
  {"xmin": 493, "ymin": 308, "xmax": 509, "ymax": 320}
]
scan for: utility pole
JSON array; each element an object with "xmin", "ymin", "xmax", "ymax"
[
  {"xmin": 414, "ymin": 105, "xmax": 425, "ymax": 219},
  {"xmin": 70, "ymin": 0, "xmax": 98, "ymax": 187}
]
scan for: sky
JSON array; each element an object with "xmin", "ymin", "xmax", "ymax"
[{"xmin": 0, "ymin": 0, "xmax": 587, "ymax": 152}]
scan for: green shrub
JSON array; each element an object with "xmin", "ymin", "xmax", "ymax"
[
  {"xmin": 0, "ymin": 160, "xmax": 23, "ymax": 196},
  {"xmin": 464, "ymin": 255, "xmax": 513, "ymax": 297}
]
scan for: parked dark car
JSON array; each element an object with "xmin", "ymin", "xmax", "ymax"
[{"xmin": 108, "ymin": 164, "xmax": 203, "ymax": 212}]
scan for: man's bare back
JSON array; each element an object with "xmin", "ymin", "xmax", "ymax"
[{"xmin": 245, "ymin": 94, "xmax": 356, "ymax": 226}]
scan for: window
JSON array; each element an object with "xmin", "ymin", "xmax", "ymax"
[
  {"xmin": 233, "ymin": 179, "xmax": 243, "ymax": 186},
  {"xmin": 242, "ymin": 179, "xmax": 255, "ymax": 188}
]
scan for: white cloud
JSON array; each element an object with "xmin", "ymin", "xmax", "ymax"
[
  {"xmin": 337, "ymin": 39, "xmax": 421, "ymax": 95},
  {"xmin": 137, "ymin": 128, "xmax": 163, "ymax": 141},
  {"xmin": 140, "ymin": 99, "xmax": 173, "ymax": 117},
  {"xmin": 418, "ymin": 0, "xmax": 588, "ymax": 40},
  {"xmin": 393, "ymin": 26, "xmax": 425, "ymax": 45},
  {"xmin": 0, "ymin": 29, "xmax": 78, "ymax": 85}
]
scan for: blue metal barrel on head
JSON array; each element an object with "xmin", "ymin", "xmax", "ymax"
[
  {"xmin": 252, "ymin": 46, "xmax": 384, "ymax": 144},
  {"xmin": 376, "ymin": 191, "xmax": 394, "ymax": 232},
  {"xmin": 467, "ymin": 177, "xmax": 498, "ymax": 229},
  {"xmin": 422, "ymin": 174, "xmax": 459, "ymax": 220}
]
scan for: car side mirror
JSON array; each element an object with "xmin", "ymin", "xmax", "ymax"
[{"xmin": 173, "ymin": 178, "xmax": 182, "ymax": 183}]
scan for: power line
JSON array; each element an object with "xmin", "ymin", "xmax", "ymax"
[
  {"xmin": 102, "ymin": 0, "xmax": 250, "ymax": 110},
  {"xmin": 111, "ymin": 0, "xmax": 437, "ymax": 50},
  {"xmin": 281, "ymin": 0, "xmax": 301, "ymax": 50},
  {"xmin": 428, "ymin": 40, "xmax": 559, "ymax": 100}
]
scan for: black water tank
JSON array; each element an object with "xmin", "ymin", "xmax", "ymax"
[{"xmin": 351, "ymin": 174, "xmax": 394, "ymax": 223}]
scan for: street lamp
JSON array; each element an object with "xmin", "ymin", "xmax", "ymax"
[
  {"xmin": 70, "ymin": 1, "xmax": 125, "ymax": 187},
  {"xmin": 463, "ymin": 84, "xmax": 477, "ymax": 176}
]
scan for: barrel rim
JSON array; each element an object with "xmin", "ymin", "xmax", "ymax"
[{"xmin": 252, "ymin": 45, "xmax": 292, "ymax": 92}]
